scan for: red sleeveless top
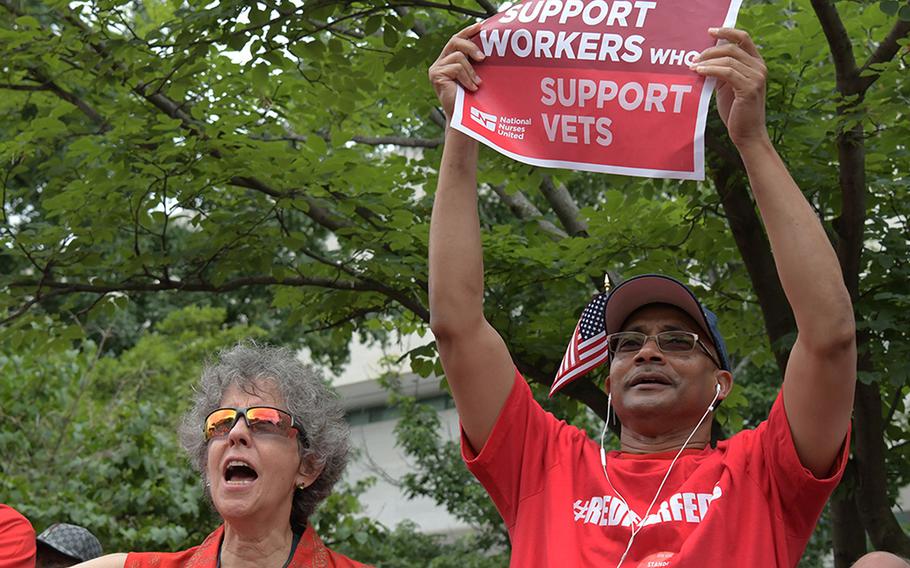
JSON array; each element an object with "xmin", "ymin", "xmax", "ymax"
[{"xmin": 125, "ymin": 524, "xmax": 369, "ymax": 568}]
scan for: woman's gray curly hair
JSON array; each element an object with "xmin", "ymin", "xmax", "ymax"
[{"xmin": 178, "ymin": 341, "xmax": 350, "ymax": 531}]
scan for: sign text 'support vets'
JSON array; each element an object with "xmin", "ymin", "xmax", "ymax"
[{"xmin": 450, "ymin": 0, "xmax": 743, "ymax": 180}]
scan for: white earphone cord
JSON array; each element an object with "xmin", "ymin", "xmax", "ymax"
[{"xmin": 600, "ymin": 384, "xmax": 722, "ymax": 568}]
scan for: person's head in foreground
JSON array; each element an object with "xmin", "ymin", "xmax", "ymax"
[
  {"xmin": 36, "ymin": 522, "xmax": 103, "ymax": 567},
  {"xmin": 76, "ymin": 341, "xmax": 369, "ymax": 568}
]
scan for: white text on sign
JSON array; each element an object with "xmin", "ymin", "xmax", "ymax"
[
  {"xmin": 499, "ymin": 0, "xmax": 658, "ymax": 27},
  {"xmin": 539, "ymin": 78, "xmax": 693, "ymax": 146}
]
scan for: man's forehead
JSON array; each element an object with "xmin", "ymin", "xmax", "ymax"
[{"xmin": 620, "ymin": 303, "xmax": 703, "ymax": 333}]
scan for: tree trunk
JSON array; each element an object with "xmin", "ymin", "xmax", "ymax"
[
  {"xmin": 707, "ymin": 129, "xmax": 795, "ymax": 367},
  {"xmin": 808, "ymin": 0, "xmax": 910, "ymax": 554},
  {"xmin": 831, "ymin": 466, "xmax": 867, "ymax": 568},
  {"xmin": 852, "ymin": 375, "xmax": 910, "ymax": 557},
  {"xmin": 830, "ymin": 85, "xmax": 910, "ymax": 563}
]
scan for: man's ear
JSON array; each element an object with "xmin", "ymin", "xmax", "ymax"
[
  {"xmin": 714, "ymin": 370, "xmax": 734, "ymax": 400},
  {"xmin": 604, "ymin": 375, "xmax": 612, "ymax": 395}
]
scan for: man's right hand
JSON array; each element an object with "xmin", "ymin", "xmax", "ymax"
[{"xmin": 428, "ymin": 22, "xmax": 486, "ymax": 121}]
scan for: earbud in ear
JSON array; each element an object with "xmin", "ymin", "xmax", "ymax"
[{"xmin": 708, "ymin": 383, "xmax": 721, "ymax": 412}]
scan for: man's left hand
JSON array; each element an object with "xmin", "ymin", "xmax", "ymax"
[{"xmin": 691, "ymin": 28, "xmax": 770, "ymax": 149}]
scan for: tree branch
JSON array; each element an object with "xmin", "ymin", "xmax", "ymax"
[
  {"xmin": 46, "ymin": 80, "xmax": 107, "ymax": 128},
  {"xmin": 0, "ymin": 286, "xmax": 74, "ymax": 326},
  {"xmin": 810, "ymin": 0, "xmax": 860, "ymax": 94},
  {"xmin": 1, "ymin": 295, "xmax": 44, "ymax": 326},
  {"xmin": 430, "ymin": 108, "xmax": 447, "ymax": 129},
  {"xmin": 392, "ymin": 6, "xmax": 427, "ymax": 37},
  {"xmin": 858, "ymin": 14, "xmax": 910, "ymax": 92},
  {"xmin": 10, "ymin": 275, "xmax": 373, "ymax": 294},
  {"xmin": 491, "ymin": 184, "xmax": 568, "ymax": 240},
  {"xmin": 706, "ymin": 125, "xmax": 794, "ymax": 371},
  {"xmin": 7, "ymin": 271, "xmax": 432, "ymax": 327},
  {"xmin": 0, "ymin": 82, "xmax": 50, "ymax": 91},
  {"xmin": 352, "ymin": 135, "xmax": 442, "ymax": 148},
  {"xmin": 883, "ymin": 385, "xmax": 905, "ymax": 430},
  {"xmin": 538, "ymin": 176, "xmax": 587, "ymax": 236},
  {"xmin": 296, "ymin": 246, "xmax": 430, "ymax": 323},
  {"xmin": 256, "ymin": 132, "xmax": 442, "ymax": 149},
  {"xmin": 227, "ymin": 178, "xmax": 352, "ymax": 233},
  {"xmin": 474, "ymin": 0, "xmax": 498, "ymax": 17},
  {"xmin": 398, "ymin": 0, "xmax": 486, "ymax": 18},
  {"xmin": 301, "ymin": 304, "xmax": 390, "ymax": 334},
  {"xmin": 10, "ymin": 67, "xmax": 109, "ymax": 130}
]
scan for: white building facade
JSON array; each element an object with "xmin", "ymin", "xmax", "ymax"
[{"xmin": 331, "ymin": 340, "xmax": 471, "ymax": 535}]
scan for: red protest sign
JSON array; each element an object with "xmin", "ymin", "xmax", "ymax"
[{"xmin": 449, "ymin": 0, "xmax": 743, "ymax": 180}]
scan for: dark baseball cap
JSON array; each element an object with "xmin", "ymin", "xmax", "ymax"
[
  {"xmin": 604, "ymin": 274, "xmax": 731, "ymax": 371},
  {"xmin": 36, "ymin": 523, "xmax": 103, "ymax": 562}
]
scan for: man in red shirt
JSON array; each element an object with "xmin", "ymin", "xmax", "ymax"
[
  {"xmin": 0, "ymin": 504, "xmax": 36, "ymax": 568},
  {"xmin": 427, "ymin": 24, "xmax": 892, "ymax": 567}
]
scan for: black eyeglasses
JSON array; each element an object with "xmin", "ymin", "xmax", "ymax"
[
  {"xmin": 607, "ymin": 331, "xmax": 722, "ymax": 369},
  {"xmin": 203, "ymin": 406, "xmax": 306, "ymax": 445}
]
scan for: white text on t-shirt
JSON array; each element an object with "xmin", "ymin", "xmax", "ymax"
[{"xmin": 572, "ymin": 486, "xmax": 723, "ymax": 527}]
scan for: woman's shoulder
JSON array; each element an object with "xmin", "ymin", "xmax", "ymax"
[
  {"xmin": 72, "ymin": 553, "xmax": 129, "ymax": 568},
  {"xmin": 295, "ymin": 525, "xmax": 372, "ymax": 568},
  {"xmin": 123, "ymin": 530, "xmax": 219, "ymax": 567},
  {"xmin": 125, "ymin": 547, "xmax": 207, "ymax": 566},
  {"xmin": 325, "ymin": 547, "xmax": 373, "ymax": 567},
  {"xmin": 71, "ymin": 528, "xmax": 218, "ymax": 568}
]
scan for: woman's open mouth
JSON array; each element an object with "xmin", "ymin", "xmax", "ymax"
[{"xmin": 224, "ymin": 459, "xmax": 259, "ymax": 485}]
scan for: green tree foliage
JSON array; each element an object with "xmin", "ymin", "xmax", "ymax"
[
  {"xmin": 314, "ymin": 479, "xmax": 508, "ymax": 567},
  {"xmin": 1, "ymin": 0, "xmax": 908, "ymax": 564},
  {"xmin": 0, "ymin": 306, "xmax": 257, "ymax": 551},
  {"xmin": 1, "ymin": 305, "xmax": 508, "ymax": 563},
  {"xmin": 391, "ymin": 391, "xmax": 507, "ymax": 547}
]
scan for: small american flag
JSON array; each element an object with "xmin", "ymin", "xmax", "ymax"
[{"xmin": 549, "ymin": 292, "xmax": 610, "ymax": 396}]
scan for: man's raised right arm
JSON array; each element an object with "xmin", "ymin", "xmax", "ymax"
[{"xmin": 428, "ymin": 24, "xmax": 516, "ymax": 452}]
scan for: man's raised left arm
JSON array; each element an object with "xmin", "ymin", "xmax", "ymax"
[{"xmin": 693, "ymin": 28, "xmax": 856, "ymax": 478}]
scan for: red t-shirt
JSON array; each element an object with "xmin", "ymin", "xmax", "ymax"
[
  {"xmin": 125, "ymin": 524, "xmax": 369, "ymax": 567},
  {"xmin": 0, "ymin": 504, "xmax": 36, "ymax": 568},
  {"xmin": 463, "ymin": 373, "xmax": 849, "ymax": 567}
]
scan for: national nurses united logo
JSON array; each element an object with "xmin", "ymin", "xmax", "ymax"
[
  {"xmin": 469, "ymin": 107, "xmax": 497, "ymax": 131},
  {"xmin": 469, "ymin": 107, "xmax": 533, "ymax": 140}
]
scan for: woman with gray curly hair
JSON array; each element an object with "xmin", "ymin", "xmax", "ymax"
[{"xmin": 76, "ymin": 342, "xmax": 370, "ymax": 568}]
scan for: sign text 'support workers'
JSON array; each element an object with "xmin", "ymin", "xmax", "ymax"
[{"xmin": 450, "ymin": 0, "xmax": 743, "ymax": 180}]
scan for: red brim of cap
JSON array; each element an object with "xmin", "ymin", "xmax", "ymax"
[{"xmin": 604, "ymin": 275, "xmax": 712, "ymax": 337}]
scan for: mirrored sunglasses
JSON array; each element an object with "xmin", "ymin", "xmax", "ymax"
[{"xmin": 203, "ymin": 406, "xmax": 302, "ymax": 443}]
